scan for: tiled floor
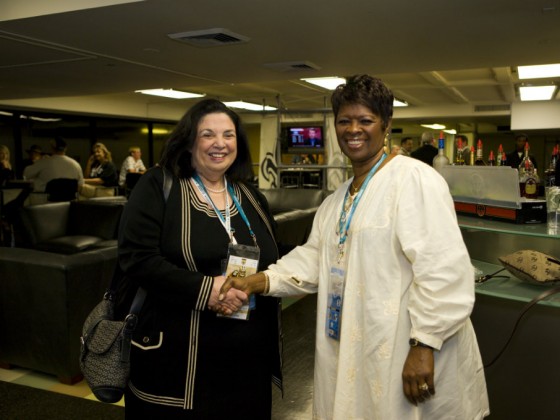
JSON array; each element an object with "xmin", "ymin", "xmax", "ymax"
[{"xmin": 0, "ymin": 294, "xmax": 316, "ymax": 418}]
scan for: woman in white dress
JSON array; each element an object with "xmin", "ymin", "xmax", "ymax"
[{"xmin": 221, "ymin": 74, "xmax": 489, "ymax": 420}]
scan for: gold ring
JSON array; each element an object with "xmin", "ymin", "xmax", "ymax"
[{"xmin": 418, "ymin": 383, "xmax": 429, "ymax": 391}]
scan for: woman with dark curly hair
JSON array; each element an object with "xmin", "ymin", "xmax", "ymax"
[
  {"xmin": 117, "ymin": 98, "xmax": 282, "ymax": 419},
  {"xmin": 222, "ymin": 75, "xmax": 489, "ymax": 419}
]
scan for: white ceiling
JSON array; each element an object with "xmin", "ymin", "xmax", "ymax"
[{"xmin": 1, "ymin": 0, "xmax": 559, "ymax": 133}]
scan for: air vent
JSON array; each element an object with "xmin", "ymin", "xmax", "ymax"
[
  {"xmin": 474, "ymin": 104, "xmax": 511, "ymax": 112},
  {"xmin": 263, "ymin": 61, "xmax": 321, "ymax": 72},
  {"xmin": 168, "ymin": 28, "xmax": 250, "ymax": 47}
]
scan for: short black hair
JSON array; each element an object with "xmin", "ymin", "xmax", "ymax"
[
  {"xmin": 330, "ymin": 74, "xmax": 394, "ymax": 131},
  {"xmin": 401, "ymin": 137, "xmax": 412, "ymax": 146},
  {"xmin": 159, "ymin": 98, "xmax": 253, "ymax": 181}
]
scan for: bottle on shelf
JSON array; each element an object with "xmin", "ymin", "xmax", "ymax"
[
  {"xmin": 488, "ymin": 150, "xmax": 496, "ymax": 166},
  {"xmin": 545, "ymin": 144, "xmax": 559, "ymax": 187},
  {"xmin": 501, "ymin": 151, "xmax": 508, "ymax": 166},
  {"xmin": 469, "ymin": 146, "xmax": 475, "ymax": 166},
  {"xmin": 474, "ymin": 139, "xmax": 486, "ymax": 166},
  {"xmin": 433, "ymin": 131, "xmax": 450, "ymax": 173},
  {"xmin": 455, "ymin": 137, "xmax": 465, "ymax": 166},
  {"xmin": 518, "ymin": 142, "xmax": 539, "ymax": 199},
  {"xmin": 496, "ymin": 144, "xmax": 504, "ymax": 166}
]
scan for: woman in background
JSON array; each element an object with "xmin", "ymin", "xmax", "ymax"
[
  {"xmin": 81, "ymin": 142, "xmax": 118, "ymax": 197},
  {"xmin": 0, "ymin": 145, "xmax": 14, "ymax": 186}
]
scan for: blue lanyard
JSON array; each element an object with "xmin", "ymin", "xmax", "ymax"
[
  {"xmin": 192, "ymin": 175, "xmax": 257, "ymax": 247},
  {"xmin": 227, "ymin": 183, "xmax": 257, "ymax": 247},
  {"xmin": 337, "ymin": 154, "xmax": 387, "ymax": 259}
]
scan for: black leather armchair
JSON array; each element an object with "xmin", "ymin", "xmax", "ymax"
[
  {"xmin": 0, "ymin": 200, "xmax": 125, "ymax": 383},
  {"xmin": 0, "ymin": 246, "xmax": 117, "ymax": 384},
  {"xmin": 259, "ymin": 188, "xmax": 328, "ymax": 254}
]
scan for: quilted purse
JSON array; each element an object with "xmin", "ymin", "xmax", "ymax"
[{"xmin": 79, "ymin": 281, "xmax": 146, "ymax": 403}]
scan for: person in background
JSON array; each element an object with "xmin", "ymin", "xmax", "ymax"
[
  {"xmin": 117, "ymin": 98, "xmax": 282, "ymax": 418},
  {"xmin": 0, "ymin": 145, "xmax": 14, "ymax": 186},
  {"xmin": 221, "ymin": 74, "xmax": 489, "ymax": 419},
  {"xmin": 23, "ymin": 136, "xmax": 83, "ymax": 193},
  {"xmin": 398, "ymin": 137, "xmax": 414, "ymax": 157},
  {"xmin": 307, "ymin": 127, "xmax": 320, "ymax": 147},
  {"xmin": 81, "ymin": 142, "xmax": 118, "ymax": 198},
  {"xmin": 18, "ymin": 144, "xmax": 43, "ymax": 178},
  {"xmin": 455, "ymin": 134, "xmax": 471, "ymax": 165},
  {"xmin": 410, "ymin": 131, "xmax": 438, "ymax": 166},
  {"xmin": 507, "ymin": 133, "xmax": 538, "ymax": 170},
  {"xmin": 119, "ymin": 146, "xmax": 146, "ymax": 188}
]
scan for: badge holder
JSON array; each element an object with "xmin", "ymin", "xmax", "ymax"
[
  {"xmin": 219, "ymin": 243, "xmax": 260, "ymax": 321},
  {"xmin": 326, "ymin": 261, "xmax": 346, "ymax": 340}
]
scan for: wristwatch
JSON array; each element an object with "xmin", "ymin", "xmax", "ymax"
[{"xmin": 409, "ymin": 338, "xmax": 433, "ymax": 349}]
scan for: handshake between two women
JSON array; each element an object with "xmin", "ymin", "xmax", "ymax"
[{"xmin": 208, "ymin": 272, "xmax": 268, "ymax": 315}]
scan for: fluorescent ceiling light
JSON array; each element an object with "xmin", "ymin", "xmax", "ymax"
[
  {"xmin": 224, "ymin": 101, "xmax": 277, "ymax": 111},
  {"xmin": 421, "ymin": 124, "xmax": 446, "ymax": 130},
  {"xmin": 141, "ymin": 128, "xmax": 171, "ymax": 135},
  {"xmin": 519, "ymin": 85, "xmax": 557, "ymax": 101},
  {"xmin": 518, "ymin": 64, "xmax": 560, "ymax": 79},
  {"xmin": 301, "ymin": 77, "xmax": 346, "ymax": 90},
  {"xmin": 394, "ymin": 99, "xmax": 408, "ymax": 107},
  {"xmin": 444, "ymin": 129, "xmax": 457, "ymax": 135},
  {"xmin": 135, "ymin": 88, "xmax": 205, "ymax": 99}
]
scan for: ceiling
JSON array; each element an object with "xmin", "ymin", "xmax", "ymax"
[{"xmin": 1, "ymin": 0, "xmax": 559, "ymax": 133}]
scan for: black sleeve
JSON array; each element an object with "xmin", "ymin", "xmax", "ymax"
[
  {"xmin": 100, "ymin": 162, "xmax": 118, "ymax": 186},
  {"xmin": 117, "ymin": 168, "xmax": 213, "ymax": 308}
]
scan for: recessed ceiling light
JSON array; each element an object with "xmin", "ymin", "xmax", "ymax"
[
  {"xmin": 224, "ymin": 101, "xmax": 277, "ymax": 111},
  {"xmin": 394, "ymin": 99, "xmax": 408, "ymax": 107},
  {"xmin": 421, "ymin": 124, "xmax": 446, "ymax": 130},
  {"xmin": 135, "ymin": 89, "xmax": 205, "ymax": 99},
  {"xmin": 301, "ymin": 77, "xmax": 346, "ymax": 90},
  {"xmin": 518, "ymin": 64, "xmax": 560, "ymax": 79},
  {"xmin": 519, "ymin": 85, "xmax": 557, "ymax": 101}
]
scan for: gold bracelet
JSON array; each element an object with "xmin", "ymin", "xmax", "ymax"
[{"xmin": 263, "ymin": 271, "xmax": 270, "ymax": 295}]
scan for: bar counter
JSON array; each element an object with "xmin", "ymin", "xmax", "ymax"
[{"xmin": 458, "ymin": 215, "xmax": 560, "ymax": 420}]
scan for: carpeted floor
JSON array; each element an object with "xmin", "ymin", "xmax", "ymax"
[
  {"xmin": 0, "ymin": 381, "xmax": 124, "ymax": 420},
  {"xmin": 0, "ymin": 294, "xmax": 316, "ymax": 419}
]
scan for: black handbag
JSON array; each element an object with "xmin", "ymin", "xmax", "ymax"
[{"xmin": 79, "ymin": 268, "xmax": 146, "ymax": 403}]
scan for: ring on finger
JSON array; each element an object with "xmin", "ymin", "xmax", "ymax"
[{"xmin": 418, "ymin": 383, "xmax": 429, "ymax": 392}]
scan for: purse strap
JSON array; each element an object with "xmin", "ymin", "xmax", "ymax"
[{"xmin": 484, "ymin": 285, "xmax": 560, "ymax": 368}]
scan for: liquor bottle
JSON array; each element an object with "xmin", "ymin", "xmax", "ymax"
[
  {"xmin": 469, "ymin": 146, "xmax": 475, "ymax": 166},
  {"xmin": 545, "ymin": 144, "xmax": 559, "ymax": 186},
  {"xmin": 501, "ymin": 151, "xmax": 508, "ymax": 166},
  {"xmin": 518, "ymin": 142, "xmax": 539, "ymax": 198},
  {"xmin": 496, "ymin": 144, "xmax": 503, "ymax": 166},
  {"xmin": 474, "ymin": 139, "xmax": 486, "ymax": 165},
  {"xmin": 433, "ymin": 131, "xmax": 450, "ymax": 173},
  {"xmin": 455, "ymin": 137, "xmax": 465, "ymax": 165},
  {"xmin": 488, "ymin": 150, "xmax": 496, "ymax": 166}
]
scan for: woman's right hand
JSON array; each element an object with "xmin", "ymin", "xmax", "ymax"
[{"xmin": 208, "ymin": 276, "xmax": 248, "ymax": 315}]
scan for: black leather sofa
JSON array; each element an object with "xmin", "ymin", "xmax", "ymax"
[
  {"xmin": 0, "ymin": 200, "xmax": 125, "ymax": 383},
  {"xmin": 259, "ymin": 188, "xmax": 328, "ymax": 254}
]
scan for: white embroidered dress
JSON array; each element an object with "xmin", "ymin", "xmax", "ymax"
[{"xmin": 266, "ymin": 156, "xmax": 489, "ymax": 420}]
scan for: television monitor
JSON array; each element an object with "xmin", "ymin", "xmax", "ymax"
[{"xmin": 286, "ymin": 126, "xmax": 324, "ymax": 149}]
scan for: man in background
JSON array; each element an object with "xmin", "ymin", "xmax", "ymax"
[
  {"xmin": 398, "ymin": 137, "xmax": 414, "ymax": 157},
  {"xmin": 119, "ymin": 146, "xmax": 146, "ymax": 188},
  {"xmin": 410, "ymin": 132, "xmax": 438, "ymax": 166},
  {"xmin": 18, "ymin": 144, "xmax": 43, "ymax": 178},
  {"xmin": 23, "ymin": 136, "xmax": 83, "ymax": 192},
  {"xmin": 507, "ymin": 133, "xmax": 538, "ymax": 170}
]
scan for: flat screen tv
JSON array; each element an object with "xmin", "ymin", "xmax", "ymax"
[{"xmin": 286, "ymin": 126, "xmax": 324, "ymax": 149}]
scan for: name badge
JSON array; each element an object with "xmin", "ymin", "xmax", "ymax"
[
  {"xmin": 219, "ymin": 243, "xmax": 260, "ymax": 321},
  {"xmin": 326, "ymin": 264, "xmax": 346, "ymax": 340}
]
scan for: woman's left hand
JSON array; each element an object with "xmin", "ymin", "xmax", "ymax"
[{"xmin": 402, "ymin": 346, "xmax": 435, "ymax": 405}]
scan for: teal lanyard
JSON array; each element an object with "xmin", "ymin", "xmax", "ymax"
[
  {"xmin": 192, "ymin": 175, "xmax": 257, "ymax": 247},
  {"xmin": 337, "ymin": 154, "xmax": 387, "ymax": 260}
]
